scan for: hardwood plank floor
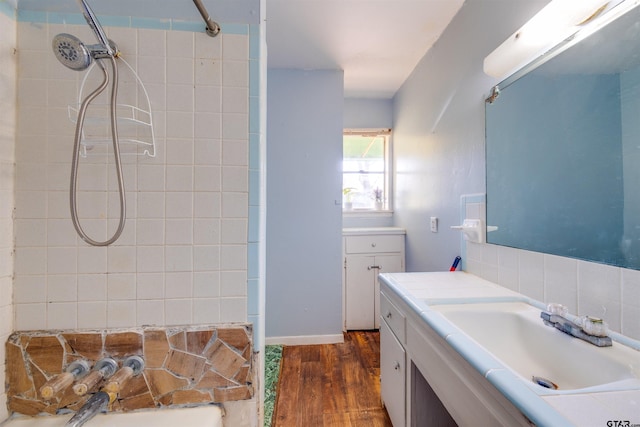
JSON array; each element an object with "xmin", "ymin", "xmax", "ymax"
[{"xmin": 272, "ymin": 331, "xmax": 393, "ymax": 427}]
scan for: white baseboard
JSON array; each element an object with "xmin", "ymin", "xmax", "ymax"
[{"xmin": 264, "ymin": 333, "xmax": 344, "ymax": 346}]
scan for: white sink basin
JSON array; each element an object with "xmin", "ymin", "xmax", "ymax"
[
  {"xmin": 430, "ymin": 301, "xmax": 640, "ymax": 393},
  {"xmin": 1, "ymin": 406, "xmax": 223, "ymax": 427}
]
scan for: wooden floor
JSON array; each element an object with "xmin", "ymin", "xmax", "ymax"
[{"xmin": 272, "ymin": 331, "xmax": 393, "ymax": 427}]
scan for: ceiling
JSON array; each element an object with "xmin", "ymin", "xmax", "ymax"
[{"xmin": 265, "ymin": 0, "xmax": 465, "ymax": 99}]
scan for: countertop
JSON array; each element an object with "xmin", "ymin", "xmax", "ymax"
[{"xmin": 379, "ymin": 271, "xmax": 640, "ymax": 427}]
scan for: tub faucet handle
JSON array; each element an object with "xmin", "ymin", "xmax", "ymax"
[
  {"xmin": 40, "ymin": 360, "xmax": 90, "ymax": 400},
  {"xmin": 73, "ymin": 357, "xmax": 118, "ymax": 396},
  {"xmin": 104, "ymin": 356, "xmax": 145, "ymax": 395}
]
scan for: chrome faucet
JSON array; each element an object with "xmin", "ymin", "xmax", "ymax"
[
  {"xmin": 541, "ymin": 303, "xmax": 612, "ymax": 347},
  {"xmin": 65, "ymin": 391, "xmax": 110, "ymax": 427},
  {"xmin": 65, "ymin": 356, "xmax": 145, "ymax": 427}
]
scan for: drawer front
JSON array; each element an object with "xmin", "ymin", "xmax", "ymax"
[
  {"xmin": 345, "ymin": 235, "xmax": 404, "ymax": 254},
  {"xmin": 380, "ymin": 291, "xmax": 406, "ymax": 343}
]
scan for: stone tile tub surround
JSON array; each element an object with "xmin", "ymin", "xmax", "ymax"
[{"xmin": 5, "ymin": 324, "xmax": 254, "ymax": 418}]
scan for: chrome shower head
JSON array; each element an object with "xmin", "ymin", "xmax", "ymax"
[
  {"xmin": 52, "ymin": 33, "xmax": 92, "ymax": 71},
  {"xmin": 52, "ymin": 0, "xmax": 117, "ymax": 71},
  {"xmin": 76, "ymin": 0, "xmax": 114, "ymax": 56}
]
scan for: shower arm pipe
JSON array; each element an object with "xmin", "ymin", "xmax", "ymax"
[
  {"xmin": 192, "ymin": 0, "xmax": 221, "ymax": 37},
  {"xmin": 70, "ymin": 57, "xmax": 126, "ymax": 246}
]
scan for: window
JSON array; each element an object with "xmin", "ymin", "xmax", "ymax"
[{"xmin": 342, "ymin": 129, "xmax": 392, "ymax": 211}]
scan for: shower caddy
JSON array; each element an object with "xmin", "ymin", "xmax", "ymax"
[{"xmin": 68, "ymin": 59, "xmax": 156, "ymax": 158}]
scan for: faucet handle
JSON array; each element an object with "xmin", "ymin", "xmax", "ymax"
[
  {"xmin": 40, "ymin": 360, "xmax": 90, "ymax": 400},
  {"xmin": 73, "ymin": 358, "xmax": 118, "ymax": 396},
  {"xmin": 546, "ymin": 303, "xmax": 568, "ymax": 317},
  {"xmin": 104, "ymin": 356, "xmax": 145, "ymax": 395}
]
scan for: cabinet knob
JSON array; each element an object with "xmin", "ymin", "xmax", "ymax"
[
  {"xmin": 393, "ymin": 361, "xmax": 400, "ymax": 371},
  {"xmin": 386, "ymin": 312, "xmax": 392, "ymax": 319},
  {"xmin": 371, "ymin": 242, "xmax": 376, "ymax": 247}
]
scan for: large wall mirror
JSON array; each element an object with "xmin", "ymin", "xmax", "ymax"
[{"xmin": 486, "ymin": 2, "xmax": 640, "ymax": 270}]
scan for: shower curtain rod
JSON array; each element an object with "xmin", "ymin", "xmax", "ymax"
[{"xmin": 192, "ymin": 0, "xmax": 221, "ymax": 37}]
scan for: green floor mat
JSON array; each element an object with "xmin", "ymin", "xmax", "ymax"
[{"xmin": 264, "ymin": 345, "xmax": 283, "ymax": 427}]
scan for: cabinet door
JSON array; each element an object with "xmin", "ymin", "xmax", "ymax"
[
  {"xmin": 381, "ymin": 319, "xmax": 406, "ymax": 427},
  {"xmin": 374, "ymin": 255, "xmax": 404, "ymax": 329},
  {"xmin": 345, "ymin": 255, "xmax": 376, "ymax": 329}
]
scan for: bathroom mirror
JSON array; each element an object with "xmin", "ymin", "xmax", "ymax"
[{"xmin": 485, "ymin": 2, "xmax": 640, "ymax": 270}]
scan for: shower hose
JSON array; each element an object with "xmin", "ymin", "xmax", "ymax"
[{"xmin": 70, "ymin": 55, "xmax": 126, "ymax": 246}]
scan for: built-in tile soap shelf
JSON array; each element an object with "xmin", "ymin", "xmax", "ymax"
[{"xmin": 68, "ymin": 58, "xmax": 156, "ymax": 158}]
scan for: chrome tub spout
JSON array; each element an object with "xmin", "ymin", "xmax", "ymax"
[{"xmin": 65, "ymin": 391, "xmax": 110, "ymax": 427}]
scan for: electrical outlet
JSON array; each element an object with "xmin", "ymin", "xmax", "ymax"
[{"xmin": 430, "ymin": 216, "xmax": 438, "ymax": 233}]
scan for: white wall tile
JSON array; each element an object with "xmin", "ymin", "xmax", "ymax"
[
  {"xmin": 166, "ymin": 219, "xmax": 194, "ymax": 245},
  {"xmin": 195, "ymin": 166, "xmax": 221, "ymax": 191},
  {"xmin": 578, "ymin": 261, "xmax": 622, "ymax": 331},
  {"xmin": 107, "ymin": 300, "xmax": 136, "ymax": 327},
  {"xmin": 194, "ymin": 138, "xmax": 221, "ymax": 165},
  {"xmin": 220, "ymin": 297, "xmax": 247, "ymax": 322},
  {"xmin": 222, "ymin": 166, "xmax": 247, "ymax": 192},
  {"xmin": 544, "ymin": 254, "xmax": 578, "ymax": 312},
  {"xmin": 108, "ymin": 246, "xmax": 137, "ymax": 272},
  {"xmin": 15, "ymin": 303, "xmax": 47, "ymax": 330},
  {"xmin": 136, "ymin": 246, "xmax": 165, "ymax": 272},
  {"xmin": 220, "ymin": 245, "xmax": 247, "ymax": 271},
  {"xmin": 137, "ymin": 299, "xmax": 164, "ymax": 326},
  {"xmin": 220, "ymin": 271, "xmax": 247, "ymax": 297},
  {"xmin": 166, "ymin": 165, "xmax": 194, "ymax": 191},
  {"xmin": 166, "ymin": 192, "xmax": 193, "ymax": 218},
  {"xmin": 78, "ymin": 274, "xmax": 107, "ymax": 301},
  {"xmin": 165, "ymin": 298, "xmax": 192, "ymax": 325},
  {"xmin": 14, "ymin": 275, "xmax": 46, "ymax": 304},
  {"xmin": 195, "ymin": 192, "xmax": 221, "ymax": 218},
  {"xmin": 13, "ymin": 24, "xmax": 251, "ymax": 332},
  {"xmin": 166, "ymin": 139, "xmax": 195, "ymax": 165},
  {"xmin": 47, "ymin": 302, "xmax": 77, "ymax": 329},
  {"xmin": 47, "ymin": 275, "xmax": 77, "ymax": 302},
  {"xmin": 166, "ymin": 272, "xmax": 192, "ymax": 298},
  {"xmin": 194, "ymin": 271, "xmax": 220, "ymax": 298},
  {"xmin": 165, "ymin": 245, "xmax": 193, "ymax": 271},
  {"xmin": 193, "ymin": 245, "xmax": 220, "ymax": 272},
  {"xmin": 167, "ymin": 57, "xmax": 194, "ymax": 85},
  {"xmin": 222, "ymin": 139, "xmax": 248, "ymax": 166},
  {"xmin": 195, "ymin": 112, "xmax": 222, "ymax": 139},
  {"xmin": 137, "ymin": 273, "xmax": 164, "ymax": 300},
  {"xmin": 78, "ymin": 301, "xmax": 107, "ymax": 328},
  {"xmin": 195, "ymin": 86, "xmax": 222, "ymax": 113},
  {"xmin": 222, "ymin": 192, "xmax": 248, "ymax": 218},
  {"xmin": 193, "ymin": 298, "xmax": 220, "ymax": 323},
  {"xmin": 108, "ymin": 273, "xmax": 137, "ymax": 300},
  {"xmin": 137, "ymin": 219, "xmax": 165, "ymax": 245},
  {"xmin": 221, "ymin": 219, "xmax": 247, "ymax": 244}
]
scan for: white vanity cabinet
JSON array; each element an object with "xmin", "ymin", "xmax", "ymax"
[
  {"xmin": 343, "ymin": 228, "xmax": 405, "ymax": 330},
  {"xmin": 380, "ymin": 291, "xmax": 407, "ymax": 427}
]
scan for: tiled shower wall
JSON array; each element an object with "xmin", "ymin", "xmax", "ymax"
[
  {"xmin": 13, "ymin": 16, "xmax": 255, "ymax": 330},
  {"xmin": 0, "ymin": 4, "xmax": 17, "ymax": 420}
]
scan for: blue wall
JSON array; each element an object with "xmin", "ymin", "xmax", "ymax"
[
  {"xmin": 392, "ymin": 0, "xmax": 549, "ymax": 272},
  {"xmin": 266, "ymin": 68, "xmax": 344, "ymax": 340}
]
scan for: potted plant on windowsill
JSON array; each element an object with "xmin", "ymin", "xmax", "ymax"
[
  {"xmin": 372, "ymin": 188, "xmax": 383, "ymax": 210},
  {"xmin": 343, "ymin": 187, "xmax": 356, "ymax": 210}
]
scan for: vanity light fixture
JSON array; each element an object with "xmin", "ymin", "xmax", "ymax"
[{"xmin": 483, "ymin": 0, "xmax": 616, "ymax": 79}]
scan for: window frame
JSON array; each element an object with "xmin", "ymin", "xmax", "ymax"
[{"xmin": 342, "ymin": 128, "xmax": 393, "ymax": 215}]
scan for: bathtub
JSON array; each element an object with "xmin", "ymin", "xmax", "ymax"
[{"xmin": 0, "ymin": 406, "xmax": 223, "ymax": 427}]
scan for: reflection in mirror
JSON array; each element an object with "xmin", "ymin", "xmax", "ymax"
[{"xmin": 485, "ymin": 2, "xmax": 640, "ymax": 270}]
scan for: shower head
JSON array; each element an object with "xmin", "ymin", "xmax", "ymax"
[
  {"xmin": 76, "ymin": 0, "xmax": 114, "ymax": 56},
  {"xmin": 52, "ymin": 0, "xmax": 117, "ymax": 71},
  {"xmin": 52, "ymin": 33, "xmax": 92, "ymax": 71}
]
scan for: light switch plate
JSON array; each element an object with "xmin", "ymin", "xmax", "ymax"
[{"xmin": 430, "ymin": 216, "xmax": 438, "ymax": 233}]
